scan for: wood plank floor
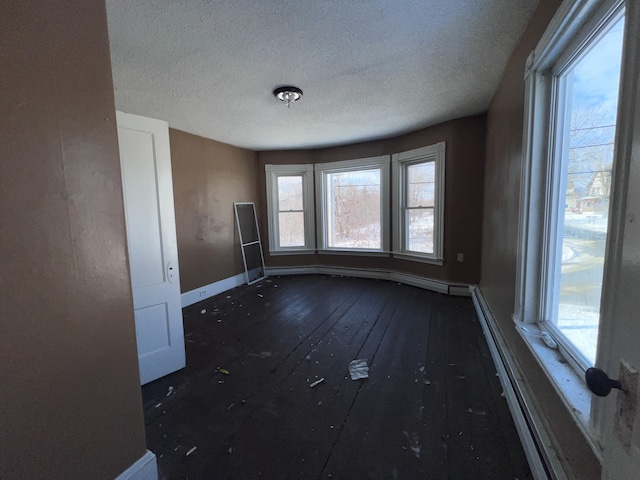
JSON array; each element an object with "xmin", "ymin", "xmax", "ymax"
[{"xmin": 142, "ymin": 275, "xmax": 532, "ymax": 479}]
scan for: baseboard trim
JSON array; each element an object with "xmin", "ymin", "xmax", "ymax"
[
  {"xmin": 181, "ymin": 273, "xmax": 245, "ymax": 308},
  {"xmin": 448, "ymin": 284, "xmax": 472, "ymax": 297},
  {"xmin": 115, "ymin": 450, "xmax": 157, "ymax": 480},
  {"xmin": 265, "ymin": 265, "xmax": 470, "ymax": 295},
  {"xmin": 470, "ymin": 286, "xmax": 568, "ymax": 480}
]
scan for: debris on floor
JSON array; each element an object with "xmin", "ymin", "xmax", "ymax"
[
  {"xmin": 200, "ymin": 309, "xmax": 206, "ymax": 314},
  {"xmin": 166, "ymin": 386, "xmax": 174, "ymax": 396},
  {"xmin": 468, "ymin": 408, "xmax": 487, "ymax": 416},
  {"xmin": 247, "ymin": 351, "xmax": 272, "ymax": 358},
  {"xmin": 348, "ymin": 359, "xmax": 369, "ymax": 380},
  {"xmin": 310, "ymin": 378, "xmax": 325, "ymax": 388},
  {"xmin": 142, "ymin": 276, "xmax": 531, "ymax": 478},
  {"xmin": 403, "ymin": 431, "xmax": 421, "ymax": 459}
]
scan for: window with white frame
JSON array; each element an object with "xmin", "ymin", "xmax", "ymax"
[
  {"xmin": 315, "ymin": 156, "xmax": 390, "ymax": 253},
  {"xmin": 392, "ymin": 142, "xmax": 445, "ymax": 263},
  {"xmin": 265, "ymin": 164, "xmax": 315, "ymax": 254},
  {"xmin": 515, "ymin": 0, "xmax": 625, "ymax": 372}
]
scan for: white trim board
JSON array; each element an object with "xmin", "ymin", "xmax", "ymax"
[
  {"xmin": 470, "ymin": 286, "xmax": 568, "ymax": 480},
  {"xmin": 448, "ymin": 284, "xmax": 472, "ymax": 297},
  {"xmin": 265, "ymin": 265, "xmax": 471, "ymax": 296},
  {"xmin": 115, "ymin": 450, "xmax": 157, "ymax": 480},
  {"xmin": 181, "ymin": 273, "xmax": 246, "ymax": 308}
]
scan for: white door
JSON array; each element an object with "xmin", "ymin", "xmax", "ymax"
[
  {"xmin": 596, "ymin": 4, "xmax": 640, "ymax": 477},
  {"xmin": 116, "ymin": 111, "xmax": 185, "ymax": 385}
]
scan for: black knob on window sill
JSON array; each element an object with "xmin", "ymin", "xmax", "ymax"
[{"xmin": 585, "ymin": 367, "xmax": 624, "ymax": 397}]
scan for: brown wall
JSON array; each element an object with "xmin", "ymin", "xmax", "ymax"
[
  {"xmin": 0, "ymin": 1, "xmax": 148, "ymax": 479},
  {"xmin": 257, "ymin": 115, "xmax": 486, "ymax": 285},
  {"xmin": 480, "ymin": 1, "xmax": 600, "ymax": 478},
  {"xmin": 170, "ymin": 129, "xmax": 258, "ymax": 293}
]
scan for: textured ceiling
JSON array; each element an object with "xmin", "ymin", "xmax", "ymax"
[{"xmin": 106, "ymin": 0, "xmax": 539, "ymax": 151}]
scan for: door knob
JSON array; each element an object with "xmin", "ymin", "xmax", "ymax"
[{"xmin": 585, "ymin": 367, "xmax": 624, "ymax": 397}]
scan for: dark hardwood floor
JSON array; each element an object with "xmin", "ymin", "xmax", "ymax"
[{"xmin": 142, "ymin": 275, "xmax": 532, "ymax": 479}]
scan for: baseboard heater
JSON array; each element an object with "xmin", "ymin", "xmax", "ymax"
[{"xmin": 470, "ymin": 286, "xmax": 567, "ymax": 480}]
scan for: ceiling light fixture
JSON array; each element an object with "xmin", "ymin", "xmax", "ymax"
[{"xmin": 273, "ymin": 86, "xmax": 303, "ymax": 108}]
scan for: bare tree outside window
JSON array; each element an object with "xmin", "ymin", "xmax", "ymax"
[
  {"xmin": 327, "ymin": 169, "xmax": 381, "ymax": 249},
  {"xmin": 566, "ymin": 106, "xmax": 614, "ymax": 206}
]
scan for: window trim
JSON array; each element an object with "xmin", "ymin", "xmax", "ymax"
[
  {"xmin": 514, "ymin": 0, "xmax": 625, "ymax": 448},
  {"xmin": 392, "ymin": 142, "xmax": 445, "ymax": 264},
  {"xmin": 315, "ymin": 155, "xmax": 390, "ymax": 254},
  {"xmin": 515, "ymin": 0, "xmax": 623, "ymax": 332},
  {"xmin": 265, "ymin": 164, "xmax": 315, "ymax": 255}
]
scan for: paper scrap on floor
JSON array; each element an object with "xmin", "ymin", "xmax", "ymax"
[{"xmin": 349, "ymin": 359, "xmax": 369, "ymax": 380}]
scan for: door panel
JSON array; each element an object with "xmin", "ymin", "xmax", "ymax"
[
  {"xmin": 118, "ymin": 129, "xmax": 165, "ymax": 287},
  {"xmin": 117, "ymin": 111, "xmax": 185, "ymax": 385},
  {"xmin": 134, "ymin": 303, "xmax": 171, "ymax": 355}
]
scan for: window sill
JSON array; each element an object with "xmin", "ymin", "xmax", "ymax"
[
  {"xmin": 317, "ymin": 249, "xmax": 391, "ymax": 257},
  {"xmin": 269, "ymin": 249, "xmax": 316, "ymax": 256},
  {"xmin": 515, "ymin": 321, "xmax": 603, "ymax": 461},
  {"xmin": 392, "ymin": 252, "xmax": 444, "ymax": 265}
]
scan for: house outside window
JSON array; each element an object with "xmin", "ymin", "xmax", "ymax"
[{"xmin": 515, "ymin": 0, "xmax": 625, "ymax": 373}]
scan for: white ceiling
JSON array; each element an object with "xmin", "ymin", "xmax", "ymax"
[{"xmin": 106, "ymin": 0, "xmax": 539, "ymax": 151}]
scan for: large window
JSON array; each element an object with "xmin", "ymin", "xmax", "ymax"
[
  {"xmin": 315, "ymin": 156, "xmax": 390, "ymax": 253},
  {"xmin": 265, "ymin": 164, "xmax": 315, "ymax": 254},
  {"xmin": 516, "ymin": 0, "xmax": 624, "ymax": 372},
  {"xmin": 547, "ymin": 10, "xmax": 624, "ymax": 367},
  {"xmin": 392, "ymin": 142, "xmax": 445, "ymax": 263}
]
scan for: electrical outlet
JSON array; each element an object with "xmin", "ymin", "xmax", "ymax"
[
  {"xmin": 456, "ymin": 253, "xmax": 464, "ymax": 262},
  {"xmin": 199, "ymin": 289, "xmax": 207, "ymax": 297},
  {"xmin": 614, "ymin": 359, "xmax": 638, "ymax": 450}
]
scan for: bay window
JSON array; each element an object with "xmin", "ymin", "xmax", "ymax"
[{"xmin": 315, "ymin": 156, "xmax": 390, "ymax": 253}]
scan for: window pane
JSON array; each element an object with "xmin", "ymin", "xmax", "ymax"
[
  {"xmin": 407, "ymin": 162, "xmax": 435, "ymax": 207},
  {"xmin": 407, "ymin": 208, "xmax": 434, "ymax": 253},
  {"xmin": 278, "ymin": 176, "xmax": 303, "ymax": 211},
  {"xmin": 552, "ymin": 15, "xmax": 624, "ymax": 366},
  {"xmin": 278, "ymin": 212, "xmax": 305, "ymax": 247},
  {"xmin": 327, "ymin": 169, "xmax": 381, "ymax": 249}
]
